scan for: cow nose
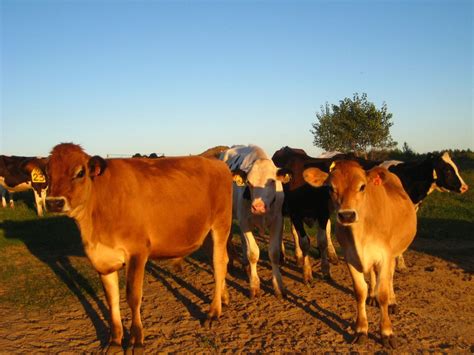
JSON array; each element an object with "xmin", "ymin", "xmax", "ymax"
[
  {"xmin": 460, "ymin": 184, "xmax": 468, "ymax": 193},
  {"xmin": 251, "ymin": 201, "xmax": 266, "ymax": 215},
  {"xmin": 46, "ymin": 198, "xmax": 65, "ymax": 212},
  {"xmin": 337, "ymin": 210, "xmax": 357, "ymax": 224}
]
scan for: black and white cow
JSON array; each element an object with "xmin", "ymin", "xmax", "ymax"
[
  {"xmin": 220, "ymin": 145, "xmax": 290, "ymax": 298},
  {"xmin": 0, "ymin": 155, "xmax": 48, "ymax": 216},
  {"xmin": 380, "ymin": 152, "xmax": 469, "ymax": 270},
  {"xmin": 0, "ymin": 185, "xmax": 13, "ymax": 208},
  {"xmin": 380, "ymin": 152, "xmax": 468, "ymax": 208}
]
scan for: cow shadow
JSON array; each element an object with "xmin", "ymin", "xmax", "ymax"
[
  {"xmin": 411, "ymin": 217, "xmax": 474, "ymax": 273},
  {"xmin": 0, "ymin": 217, "xmax": 110, "ymax": 347},
  {"xmin": 176, "ymin": 248, "xmax": 359, "ymax": 344}
]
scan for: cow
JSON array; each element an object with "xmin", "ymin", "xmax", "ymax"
[
  {"xmin": 272, "ymin": 146, "xmax": 379, "ymax": 282},
  {"xmin": 380, "ymin": 152, "xmax": 469, "ymax": 270},
  {"xmin": 220, "ymin": 145, "xmax": 290, "ymax": 298},
  {"xmin": 43, "ymin": 143, "xmax": 233, "ymax": 352},
  {"xmin": 304, "ymin": 161, "xmax": 417, "ymax": 348},
  {"xmin": 0, "ymin": 155, "xmax": 48, "ymax": 216},
  {"xmin": 198, "ymin": 145, "xmax": 230, "ymax": 159},
  {"xmin": 0, "ymin": 185, "xmax": 13, "ymax": 208}
]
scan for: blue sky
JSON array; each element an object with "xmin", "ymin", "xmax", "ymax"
[{"xmin": 1, "ymin": 0, "xmax": 472, "ymax": 158}]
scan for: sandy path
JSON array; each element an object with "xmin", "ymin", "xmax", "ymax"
[{"xmin": 1, "ymin": 236, "xmax": 473, "ymax": 353}]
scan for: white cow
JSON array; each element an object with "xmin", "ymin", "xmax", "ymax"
[{"xmin": 220, "ymin": 145, "xmax": 290, "ymax": 298}]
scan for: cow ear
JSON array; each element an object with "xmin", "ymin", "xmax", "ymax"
[
  {"xmin": 231, "ymin": 169, "xmax": 247, "ymax": 187},
  {"xmin": 367, "ymin": 167, "xmax": 387, "ymax": 186},
  {"xmin": 21, "ymin": 159, "xmax": 48, "ymax": 184},
  {"xmin": 303, "ymin": 167, "xmax": 328, "ymax": 187},
  {"xmin": 88, "ymin": 156, "xmax": 107, "ymax": 177},
  {"xmin": 276, "ymin": 168, "xmax": 292, "ymax": 184}
]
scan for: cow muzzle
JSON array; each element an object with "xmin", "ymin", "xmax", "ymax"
[
  {"xmin": 45, "ymin": 197, "xmax": 67, "ymax": 213},
  {"xmin": 251, "ymin": 200, "xmax": 267, "ymax": 215},
  {"xmin": 460, "ymin": 184, "xmax": 469, "ymax": 194},
  {"xmin": 337, "ymin": 209, "xmax": 358, "ymax": 225}
]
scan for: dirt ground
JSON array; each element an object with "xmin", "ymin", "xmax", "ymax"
[{"xmin": 1, "ymin": 232, "xmax": 473, "ymax": 353}]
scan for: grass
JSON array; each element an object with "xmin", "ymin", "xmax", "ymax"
[{"xmin": 0, "ymin": 163, "xmax": 473, "ymax": 310}]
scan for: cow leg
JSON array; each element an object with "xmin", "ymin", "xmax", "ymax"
[
  {"xmin": 376, "ymin": 259, "xmax": 397, "ymax": 348},
  {"xmin": 1, "ymin": 196, "xmax": 6, "ymax": 208},
  {"xmin": 347, "ymin": 263, "xmax": 369, "ymax": 344},
  {"xmin": 325, "ymin": 220, "xmax": 339, "ymax": 265},
  {"xmin": 208, "ymin": 225, "xmax": 230, "ymax": 321},
  {"xmin": 41, "ymin": 189, "xmax": 47, "ymax": 214},
  {"xmin": 290, "ymin": 223, "xmax": 303, "ymax": 266},
  {"xmin": 268, "ymin": 215, "xmax": 285, "ymax": 298},
  {"xmin": 388, "ymin": 260, "xmax": 398, "ymax": 315},
  {"xmin": 126, "ymin": 255, "xmax": 147, "ymax": 350},
  {"xmin": 292, "ymin": 218, "xmax": 312, "ymax": 284},
  {"xmin": 100, "ymin": 271, "xmax": 123, "ymax": 351},
  {"xmin": 280, "ymin": 239, "xmax": 286, "ymax": 264},
  {"xmin": 316, "ymin": 218, "xmax": 332, "ymax": 280},
  {"xmin": 242, "ymin": 230, "xmax": 261, "ymax": 298},
  {"xmin": 395, "ymin": 254, "xmax": 408, "ymax": 273},
  {"xmin": 33, "ymin": 190, "xmax": 44, "ymax": 217},
  {"xmin": 366, "ymin": 268, "xmax": 378, "ymax": 306}
]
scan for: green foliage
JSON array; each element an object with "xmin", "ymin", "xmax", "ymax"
[{"xmin": 311, "ymin": 93, "xmax": 397, "ymax": 155}]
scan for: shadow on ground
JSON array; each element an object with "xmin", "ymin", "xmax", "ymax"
[{"xmin": 0, "ymin": 217, "xmax": 110, "ymax": 347}]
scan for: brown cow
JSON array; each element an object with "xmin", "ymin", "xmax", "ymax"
[
  {"xmin": 304, "ymin": 161, "xmax": 417, "ymax": 348},
  {"xmin": 44, "ymin": 143, "xmax": 233, "ymax": 352}
]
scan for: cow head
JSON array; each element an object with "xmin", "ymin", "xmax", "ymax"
[
  {"xmin": 304, "ymin": 161, "xmax": 389, "ymax": 226},
  {"xmin": 45, "ymin": 143, "xmax": 106, "ymax": 216},
  {"xmin": 431, "ymin": 152, "xmax": 468, "ymax": 194},
  {"xmin": 232, "ymin": 159, "xmax": 291, "ymax": 215},
  {"xmin": 20, "ymin": 158, "xmax": 49, "ymax": 195},
  {"xmin": 271, "ymin": 146, "xmax": 308, "ymax": 168}
]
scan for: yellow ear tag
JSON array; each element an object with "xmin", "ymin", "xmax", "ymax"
[
  {"xmin": 31, "ymin": 168, "xmax": 46, "ymax": 183},
  {"xmin": 329, "ymin": 162, "xmax": 336, "ymax": 172},
  {"xmin": 233, "ymin": 175, "xmax": 246, "ymax": 187}
]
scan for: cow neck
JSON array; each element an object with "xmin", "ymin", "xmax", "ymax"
[
  {"xmin": 393, "ymin": 160, "xmax": 434, "ymax": 205},
  {"xmin": 68, "ymin": 184, "xmax": 101, "ymax": 247}
]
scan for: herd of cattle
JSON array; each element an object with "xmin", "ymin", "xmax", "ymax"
[{"xmin": 0, "ymin": 144, "xmax": 469, "ymax": 351}]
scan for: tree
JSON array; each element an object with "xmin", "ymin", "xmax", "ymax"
[{"xmin": 310, "ymin": 93, "xmax": 397, "ymax": 156}]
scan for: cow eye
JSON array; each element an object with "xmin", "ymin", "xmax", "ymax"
[
  {"xmin": 359, "ymin": 184, "xmax": 366, "ymax": 192},
  {"xmin": 75, "ymin": 168, "xmax": 85, "ymax": 179}
]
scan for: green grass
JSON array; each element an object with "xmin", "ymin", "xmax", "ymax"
[
  {"xmin": 0, "ymin": 164, "xmax": 473, "ymax": 310},
  {"xmin": 0, "ymin": 193, "xmax": 103, "ymax": 311}
]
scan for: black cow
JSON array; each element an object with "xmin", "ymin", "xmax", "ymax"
[{"xmin": 0, "ymin": 155, "xmax": 48, "ymax": 216}]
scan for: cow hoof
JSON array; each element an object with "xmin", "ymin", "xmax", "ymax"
[
  {"xmin": 304, "ymin": 277, "xmax": 314, "ymax": 286},
  {"xmin": 388, "ymin": 304, "xmax": 398, "ymax": 315},
  {"xmin": 322, "ymin": 273, "xmax": 332, "ymax": 282},
  {"xmin": 328, "ymin": 254, "xmax": 339, "ymax": 265},
  {"xmin": 105, "ymin": 343, "xmax": 123, "ymax": 354},
  {"xmin": 351, "ymin": 333, "xmax": 367, "ymax": 345},
  {"xmin": 396, "ymin": 266, "xmax": 408, "ymax": 274},
  {"xmin": 274, "ymin": 289, "xmax": 287, "ymax": 300},
  {"xmin": 203, "ymin": 316, "xmax": 218, "ymax": 329},
  {"xmin": 382, "ymin": 334, "xmax": 398, "ymax": 349},
  {"xmin": 366, "ymin": 296, "xmax": 378, "ymax": 307},
  {"xmin": 125, "ymin": 344, "xmax": 144, "ymax": 355},
  {"xmin": 250, "ymin": 288, "xmax": 261, "ymax": 299}
]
